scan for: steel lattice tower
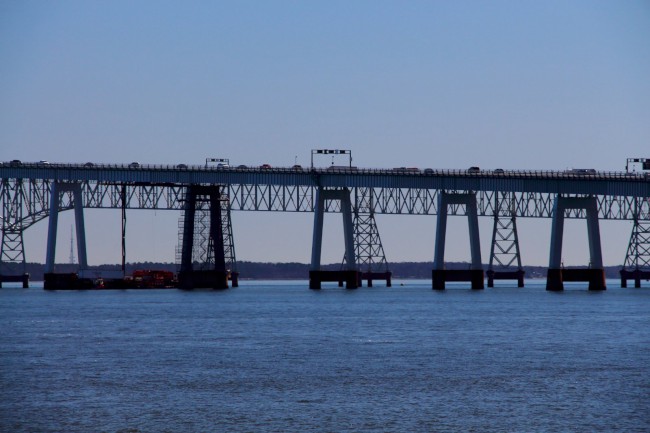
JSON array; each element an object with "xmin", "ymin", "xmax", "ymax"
[
  {"xmin": 623, "ymin": 198, "xmax": 650, "ymax": 270},
  {"xmin": 487, "ymin": 191, "xmax": 524, "ymax": 287},
  {"xmin": 488, "ymin": 192, "xmax": 523, "ymax": 271},
  {"xmin": 0, "ymin": 179, "xmax": 26, "ymax": 276},
  {"xmin": 342, "ymin": 187, "xmax": 390, "ymax": 278}
]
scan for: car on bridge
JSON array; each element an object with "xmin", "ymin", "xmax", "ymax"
[
  {"xmin": 327, "ymin": 165, "xmax": 358, "ymax": 171},
  {"xmin": 568, "ymin": 168, "xmax": 597, "ymax": 175}
]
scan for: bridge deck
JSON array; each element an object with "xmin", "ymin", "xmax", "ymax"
[{"xmin": 1, "ymin": 162, "xmax": 649, "ymax": 198}]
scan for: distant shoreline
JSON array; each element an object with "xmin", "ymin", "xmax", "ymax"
[{"xmin": 4, "ymin": 261, "xmax": 628, "ymax": 281}]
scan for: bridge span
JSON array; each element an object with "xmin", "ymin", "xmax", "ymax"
[{"xmin": 1, "ymin": 161, "xmax": 649, "ymax": 290}]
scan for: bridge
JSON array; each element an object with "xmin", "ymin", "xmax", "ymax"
[{"xmin": 1, "ymin": 157, "xmax": 649, "ymax": 290}]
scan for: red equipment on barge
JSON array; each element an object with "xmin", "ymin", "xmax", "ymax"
[{"xmin": 128, "ymin": 269, "xmax": 177, "ymax": 288}]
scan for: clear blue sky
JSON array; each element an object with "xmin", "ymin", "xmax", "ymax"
[{"xmin": 1, "ymin": 1, "xmax": 649, "ymax": 267}]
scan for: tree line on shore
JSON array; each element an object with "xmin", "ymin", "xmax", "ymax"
[{"xmin": 8, "ymin": 261, "xmax": 626, "ymax": 281}]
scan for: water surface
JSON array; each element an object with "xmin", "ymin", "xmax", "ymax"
[{"xmin": 1, "ymin": 280, "xmax": 648, "ymax": 432}]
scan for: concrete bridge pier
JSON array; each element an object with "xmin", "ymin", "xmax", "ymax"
[
  {"xmin": 432, "ymin": 191, "xmax": 484, "ymax": 290},
  {"xmin": 44, "ymin": 182, "xmax": 89, "ymax": 290},
  {"xmin": 0, "ymin": 274, "xmax": 29, "ymax": 288},
  {"xmin": 178, "ymin": 185, "xmax": 230, "ymax": 290},
  {"xmin": 546, "ymin": 195, "xmax": 606, "ymax": 291},
  {"xmin": 310, "ymin": 187, "xmax": 360, "ymax": 289}
]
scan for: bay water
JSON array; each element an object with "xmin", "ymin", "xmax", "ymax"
[{"xmin": 1, "ymin": 279, "xmax": 648, "ymax": 432}]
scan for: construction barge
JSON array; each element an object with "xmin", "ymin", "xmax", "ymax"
[
  {"xmin": 44, "ymin": 269, "xmax": 240, "ymax": 290},
  {"xmin": 44, "ymin": 269, "xmax": 178, "ymax": 290}
]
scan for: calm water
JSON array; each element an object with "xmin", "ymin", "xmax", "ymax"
[{"xmin": 1, "ymin": 279, "xmax": 649, "ymax": 433}]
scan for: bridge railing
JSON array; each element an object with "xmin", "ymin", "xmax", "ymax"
[{"xmin": 2, "ymin": 160, "xmax": 647, "ymax": 181}]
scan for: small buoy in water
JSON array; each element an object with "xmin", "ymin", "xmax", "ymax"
[{"xmin": 400, "ymin": 283, "xmax": 404, "ymax": 286}]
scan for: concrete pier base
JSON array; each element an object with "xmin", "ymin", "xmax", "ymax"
[
  {"xmin": 309, "ymin": 270, "xmax": 361, "ymax": 290},
  {"xmin": 178, "ymin": 270, "xmax": 229, "ymax": 290},
  {"xmin": 486, "ymin": 269, "xmax": 525, "ymax": 288},
  {"xmin": 361, "ymin": 271, "xmax": 392, "ymax": 287},
  {"xmin": 0, "ymin": 273, "xmax": 29, "ymax": 288},
  {"xmin": 432, "ymin": 269, "xmax": 484, "ymax": 290},
  {"xmin": 620, "ymin": 269, "xmax": 650, "ymax": 288},
  {"xmin": 44, "ymin": 272, "xmax": 93, "ymax": 290},
  {"xmin": 546, "ymin": 268, "xmax": 606, "ymax": 291}
]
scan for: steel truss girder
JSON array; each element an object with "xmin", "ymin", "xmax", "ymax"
[{"xmin": 0, "ymin": 180, "xmax": 648, "ymax": 234}]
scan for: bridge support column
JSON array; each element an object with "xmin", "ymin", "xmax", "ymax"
[
  {"xmin": 310, "ymin": 187, "xmax": 360, "ymax": 289},
  {"xmin": 432, "ymin": 191, "xmax": 484, "ymax": 290},
  {"xmin": 546, "ymin": 195, "xmax": 606, "ymax": 291},
  {"xmin": 178, "ymin": 185, "xmax": 231, "ymax": 290},
  {"xmin": 44, "ymin": 182, "xmax": 89, "ymax": 290}
]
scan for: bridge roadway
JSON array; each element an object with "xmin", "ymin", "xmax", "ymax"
[{"xmin": 1, "ymin": 161, "xmax": 649, "ymax": 290}]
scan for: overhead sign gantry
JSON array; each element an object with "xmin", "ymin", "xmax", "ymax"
[{"xmin": 311, "ymin": 149, "xmax": 352, "ymax": 168}]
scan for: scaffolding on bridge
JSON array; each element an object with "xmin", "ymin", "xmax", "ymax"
[{"xmin": 176, "ymin": 186, "xmax": 237, "ymax": 288}]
